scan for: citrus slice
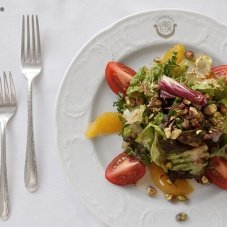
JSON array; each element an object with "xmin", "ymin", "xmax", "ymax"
[
  {"xmin": 162, "ymin": 44, "xmax": 185, "ymax": 64},
  {"xmin": 85, "ymin": 112, "xmax": 123, "ymax": 139},
  {"xmin": 150, "ymin": 163, "xmax": 193, "ymax": 196}
]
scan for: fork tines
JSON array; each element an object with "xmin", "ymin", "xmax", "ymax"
[
  {"xmin": 0, "ymin": 72, "xmax": 16, "ymax": 106},
  {"xmin": 21, "ymin": 15, "xmax": 41, "ymax": 63}
]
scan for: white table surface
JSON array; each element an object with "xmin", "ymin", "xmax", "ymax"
[{"xmin": 1, "ymin": 0, "xmax": 227, "ymax": 226}]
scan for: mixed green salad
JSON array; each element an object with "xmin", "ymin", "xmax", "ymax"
[
  {"xmin": 86, "ymin": 44, "xmax": 227, "ymax": 193},
  {"xmin": 108, "ymin": 44, "xmax": 227, "ymax": 188}
]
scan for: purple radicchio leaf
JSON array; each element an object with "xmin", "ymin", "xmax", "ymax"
[{"xmin": 159, "ymin": 75, "xmax": 207, "ymax": 106}]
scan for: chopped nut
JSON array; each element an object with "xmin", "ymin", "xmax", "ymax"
[
  {"xmin": 170, "ymin": 116, "xmax": 176, "ymax": 121},
  {"xmin": 165, "ymin": 162, "xmax": 172, "ymax": 169},
  {"xmin": 219, "ymin": 104, "xmax": 227, "ymax": 114},
  {"xmin": 217, "ymin": 120, "xmax": 224, "ymax": 128},
  {"xmin": 209, "ymin": 117, "xmax": 218, "ymax": 126},
  {"xmin": 154, "ymin": 57, "xmax": 161, "ymax": 63},
  {"xmin": 146, "ymin": 186, "xmax": 157, "ymax": 196},
  {"xmin": 189, "ymin": 106, "xmax": 198, "ymax": 117},
  {"xmin": 192, "ymin": 103, "xmax": 202, "ymax": 111},
  {"xmin": 149, "ymin": 98, "xmax": 162, "ymax": 107},
  {"xmin": 201, "ymin": 175, "xmax": 210, "ymax": 184},
  {"xmin": 166, "ymin": 179, "xmax": 173, "ymax": 185},
  {"xmin": 182, "ymin": 119, "xmax": 190, "ymax": 129},
  {"xmin": 170, "ymin": 128, "xmax": 182, "ymax": 140},
  {"xmin": 136, "ymin": 97, "xmax": 144, "ymax": 105},
  {"xmin": 178, "ymin": 103, "xmax": 185, "ymax": 110},
  {"xmin": 165, "ymin": 193, "xmax": 174, "ymax": 201},
  {"xmin": 179, "ymin": 108, "xmax": 188, "ymax": 116},
  {"xmin": 176, "ymin": 212, "xmax": 188, "ymax": 222},
  {"xmin": 185, "ymin": 50, "xmax": 194, "ymax": 60},
  {"xmin": 203, "ymin": 104, "xmax": 217, "ymax": 115},
  {"xmin": 149, "ymin": 107, "xmax": 162, "ymax": 113},
  {"xmin": 196, "ymin": 129, "xmax": 203, "ymax": 135},
  {"xmin": 213, "ymin": 111, "xmax": 222, "ymax": 118},
  {"xmin": 176, "ymin": 195, "xmax": 188, "ymax": 201},
  {"xmin": 196, "ymin": 111, "xmax": 205, "ymax": 122},
  {"xmin": 205, "ymin": 93, "xmax": 210, "ymax": 99},
  {"xmin": 125, "ymin": 97, "xmax": 136, "ymax": 106},
  {"xmin": 164, "ymin": 127, "xmax": 172, "ymax": 139},
  {"xmin": 203, "ymin": 134, "xmax": 211, "ymax": 140},
  {"xmin": 191, "ymin": 118, "xmax": 199, "ymax": 128},
  {"xmin": 183, "ymin": 99, "xmax": 191, "ymax": 105}
]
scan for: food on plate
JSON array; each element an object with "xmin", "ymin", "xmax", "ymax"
[
  {"xmin": 175, "ymin": 212, "xmax": 188, "ymax": 222},
  {"xmin": 105, "ymin": 62, "xmax": 136, "ymax": 95},
  {"xmin": 105, "ymin": 152, "xmax": 145, "ymax": 185},
  {"xmin": 150, "ymin": 163, "xmax": 193, "ymax": 196},
  {"xmin": 205, "ymin": 157, "xmax": 227, "ymax": 189},
  {"xmin": 86, "ymin": 43, "xmax": 227, "ymax": 198},
  {"xmin": 146, "ymin": 185, "xmax": 157, "ymax": 196},
  {"xmin": 85, "ymin": 112, "xmax": 123, "ymax": 138},
  {"xmin": 161, "ymin": 43, "xmax": 185, "ymax": 64}
]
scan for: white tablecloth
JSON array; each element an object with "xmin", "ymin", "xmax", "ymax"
[{"xmin": 0, "ymin": 0, "xmax": 227, "ymax": 226}]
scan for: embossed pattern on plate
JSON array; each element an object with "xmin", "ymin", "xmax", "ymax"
[{"xmin": 56, "ymin": 10, "xmax": 227, "ymax": 227}]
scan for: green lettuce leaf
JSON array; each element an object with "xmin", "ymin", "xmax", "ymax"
[
  {"xmin": 166, "ymin": 144, "xmax": 209, "ymax": 175},
  {"xmin": 136, "ymin": 124, "xmax": 154, "ymax": 150},
  {"xmin": 218, "ymin": 98, "xmax": 227, "ymax": 107},
  {"xmin": 191, "ymin": 78, "xmax": 227, "ymax": 99},
  {"xmin": 153, "ymin": 112, "xmax": 164, "ymax": 125},
  {"xmin": 150, "ymin": 133, "xmax": 167, "ymax": 170},
  {"xmin": 122, "ymin": 123, "xmax": 143, "ymax": 138},
  {"xmin": 123, "ymin": 105, "xmax": 146, "ymax": 124},
  {"xmin": 126, "ymin": 64, "xmax": 163, "ymax": 96},
  {"xmin": 218, "ymin": 98, "xmax": 227, "ymax": 134},
  {"xmin": 126, "ymin": 145, "xmax": 151, "ymax": 165}
]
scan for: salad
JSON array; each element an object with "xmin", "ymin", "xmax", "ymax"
[{"xmin": 86, "ymin": 44, "xmax": 227, "ymax": 198}]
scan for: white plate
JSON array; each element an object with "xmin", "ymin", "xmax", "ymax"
[{"xmin": 56, "ymin": 10, "xmax": 227, "ymax": 227}]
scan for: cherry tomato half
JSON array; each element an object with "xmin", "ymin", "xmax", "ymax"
[
  {"xmin": 211, "ymin": 65, "xmax": 227, "ymax": 78},
  {"xmin": 205, "ymin": 157, "xmax": 227, "ymax": 189},
  {"xmin": 105, "ymin": 152, "xmax": 145, "ymax": 185},
  {"xmin": 105, "ymin": 62, "xmax": 136, "ymax": 95}
]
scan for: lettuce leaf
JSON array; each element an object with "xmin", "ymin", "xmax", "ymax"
[
  {"xmin": 126, "ymin": 145, "xmax": 151, "ymax": 165},
  {"xmin": 126, "ymin": 64, "xmax": 162, "ymax": 96},
  {"xmin": 191, "ymin": 78, "xmax": 227, "ymax": 99},
  {"xmin": 166, "ymin": 144, "xmax": 209, "ymax": 175},
  {"xmin": 136, "ymin": 119, "xmax": 166, "ymax": 149},
  {"xmin": 218, "ymin": 98, "xmax": 227, "ymax": 134},
  {"xmin": 150, "ymin": 133, "xmax": 167, "ymax": 170},
  {"xmin": 136, "ymin": 124, "xmax": 154, "ymax": 150},
  {"xmin": 153, "ymin": 112, "xmax": 164, "ymax": 125},
  {"xmin": 123, "ymin": 105, "xmax": 146, "ymax": 124}
]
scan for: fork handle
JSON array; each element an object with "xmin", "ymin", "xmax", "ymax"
[
  {"xmin": 0, "ymin": 121, "xmax": 9, "ymax": 220},
  {"xmin": 24, "ymin": 80, "xmax": 37, "ymax": 193}
]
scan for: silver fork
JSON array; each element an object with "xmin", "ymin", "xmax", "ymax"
[
  {"xmin": 0, "ymin": 72, "xmax": 17, "ymax": 220},
  {"xmin": 21, "ymin": 15, "xmax": 41, "ymax": 192}
]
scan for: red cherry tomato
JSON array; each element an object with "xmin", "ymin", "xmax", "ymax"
[
  {"xmin": 105, "ymin": 62, "xmax": 136, "ymax": 95},
  {"xmin": 211, "ymin": 65, "xmax": 227, "ymax": 78},
  {"xmin": 205, "ymin": 157, "xmax": 227, "ymax": 189},
  {"xmin": 105, "ymin": 152, "xmax": 145, "ymax": 185}
]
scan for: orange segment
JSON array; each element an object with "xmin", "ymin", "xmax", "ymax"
[
  {"xmin": 150, "ymin": 163, "xmax": 193, "ymax": 196},
  {"xmin": 85, "ymin": 112, "xmax": 123, "ymax": 139},
  {"xmin": 161, "ymin": 44, "xmax": 185, "ymax": 64}
]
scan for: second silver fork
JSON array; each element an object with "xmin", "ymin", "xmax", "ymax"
[
  {"xmin": 21, "ymin": 15, "xmax": 42, "ymax": 192},
  {"xmin": 0, "ymin": 72, "xmax": 17, "ymax": 220}
]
